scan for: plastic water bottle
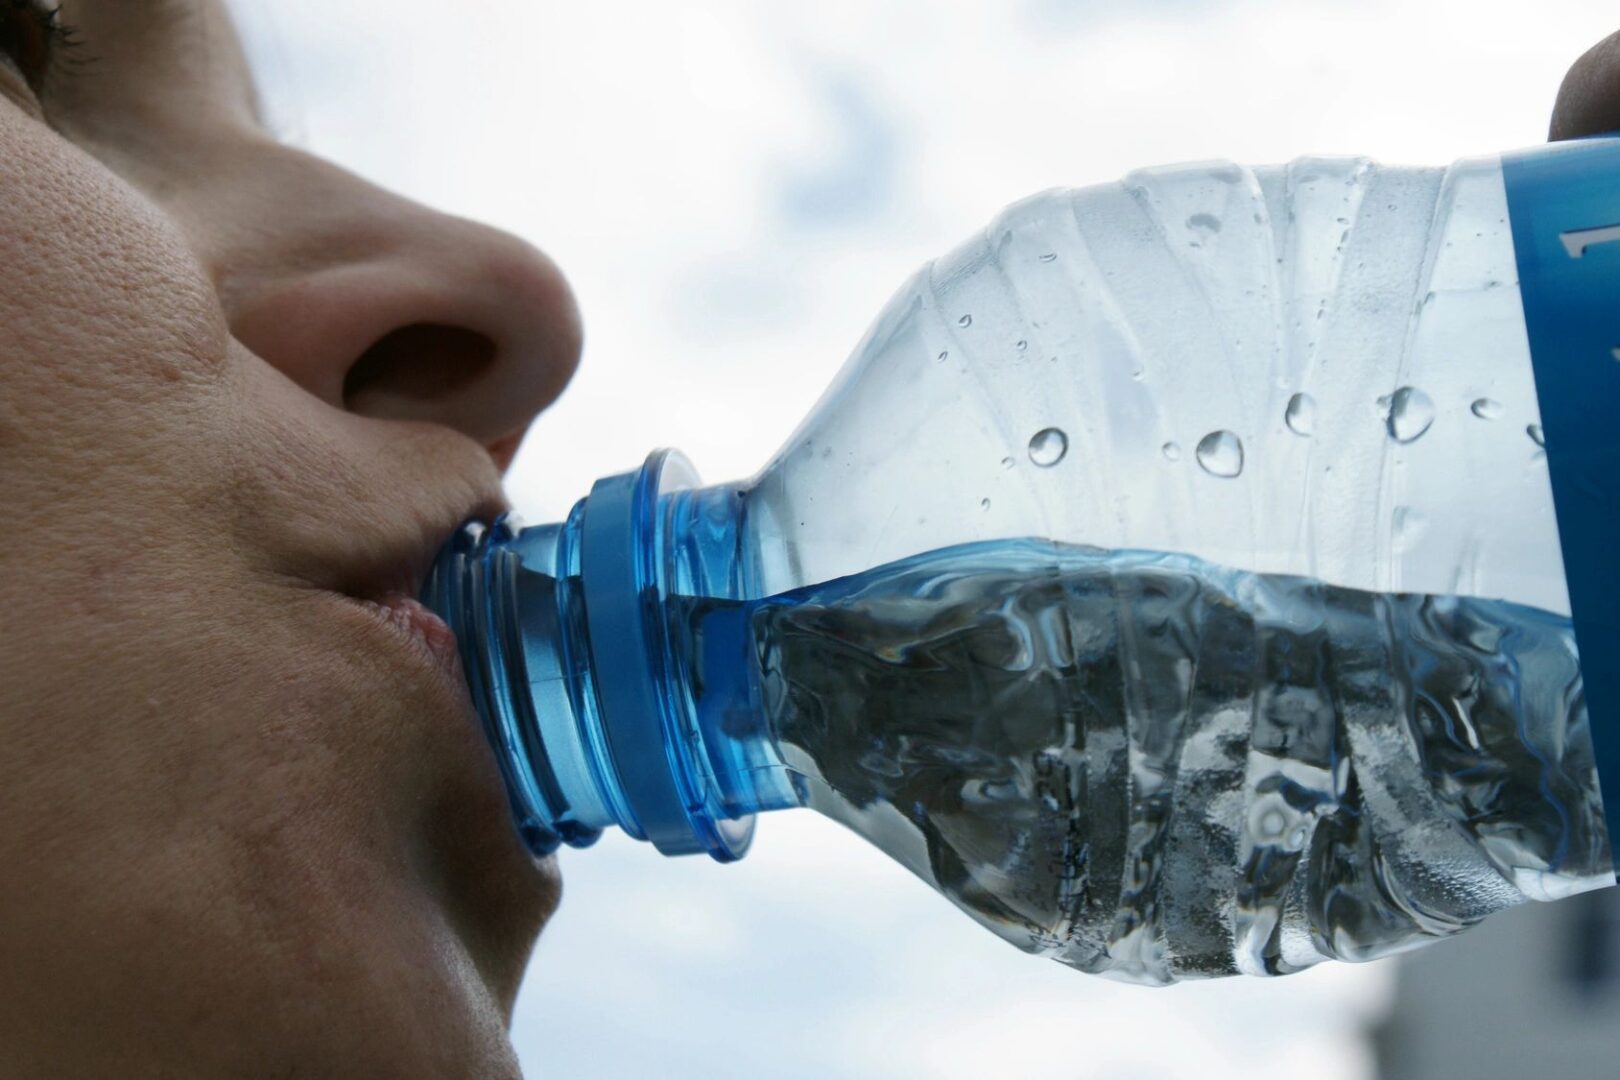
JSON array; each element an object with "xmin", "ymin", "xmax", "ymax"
[{"xmin": 423, "ymin": 135, "xmax": 1620, "ymax": 984}]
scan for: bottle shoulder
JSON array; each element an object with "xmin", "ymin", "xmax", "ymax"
[{"xmin": 751, "ymin": 148, "xmax": 1562, "ymax": 609}]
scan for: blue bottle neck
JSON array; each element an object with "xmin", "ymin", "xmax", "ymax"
[{"xmin": 422, "ymin": 451, "xmax": 803, "ymax": 864}]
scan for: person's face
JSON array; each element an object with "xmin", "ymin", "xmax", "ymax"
[{"xmin": 0, "ymin": 2, "xmax": 578, "ymax": 1074}]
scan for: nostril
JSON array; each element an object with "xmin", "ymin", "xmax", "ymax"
[{"xmin": 343, "ymin": 323, "xmax": 498, "ymax": 410}]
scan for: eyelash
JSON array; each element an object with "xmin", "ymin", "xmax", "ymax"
[{"xmin": 0, "ymin": 0, "xmax": 86, "ymax": 95}]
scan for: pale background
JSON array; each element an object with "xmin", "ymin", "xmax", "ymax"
[{"xmin": 229, "ymin": 2, "xmax": 1618, "ymax": 1076}]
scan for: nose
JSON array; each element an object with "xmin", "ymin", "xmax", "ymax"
[{"xmin": 195, "ymin": 142, "xmax": 582, "ymax": 464}]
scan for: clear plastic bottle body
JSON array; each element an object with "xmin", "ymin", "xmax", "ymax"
[{"xmin": 423, "ymin": 141, "xmax": 1620, "ymax": 983}]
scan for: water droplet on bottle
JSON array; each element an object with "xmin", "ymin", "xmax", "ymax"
[
  {"xmin": 999, "ymin": 455, "xmax": 1015, "ymax": 470},
  {"xmin": 1527, "ymin": 423, "xmax": 1545, "ymax": 448},
  {"xmin": 1385, "ymin": 386, "xmax": 1435, "ymax": 443},
  {"xmin": 858, "ymin": 750, "xmax": 904, "ymax": 779},
  {"xmin": 936, "ymin": 350, "xmax": 948, "ymax": 363},
  {"xmin": 1015, "ymin": 339, "xmax": 1027, "ymax": 352},
  {"xmin": 1195, "ymin": 430, "xmax": 1244, "ymax": 478},
  {"xmin": 1284, "ymin": 392, "xmax": 1316, "ymax": 437},
  {"xmin": 1161, "ymin": 441, "xmax": 1181, "ymax": 461},
  {"xmin": 979, "ymin": 497, "xmax": 991, "ymax": 511},
  {"xmin": 1037, "ymin": 252, "xmax": 1058, "ymax": 263},
  {"xmin": 1027, "ymin": 427, "xmax": 1068, "ymax": 467},
  {"xmin": 1258, "ymin": 809, "xmax": 1286, "ymax": 839},
  {"xmin": 957, "ymin": 314, "xmax": 972, "ymax": 328},
  {"xmin": 1393, "ymin": 506, "xmax": 1428, "ymax": 549},
  {"xmin": 1470, "ymin": 397, "xmax": 1502, "ymax": 420}
]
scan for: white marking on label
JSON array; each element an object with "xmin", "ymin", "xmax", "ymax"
[{"xmin": 1560, "ymin": 222, "xmax": 1620, "ymax": 258}]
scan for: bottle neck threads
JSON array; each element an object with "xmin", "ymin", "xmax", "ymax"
[{"xmin": 422, "ymin": 450, "xmax": 801, "ymax": 863}]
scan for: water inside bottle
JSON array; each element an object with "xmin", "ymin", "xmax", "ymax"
[{"xmin": 678, "ymin": 539, "xmax": 1611, "ymax": 984}]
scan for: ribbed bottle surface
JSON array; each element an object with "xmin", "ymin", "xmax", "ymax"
[
  {"xmin": 701, "ymin": 153, "xmax": 1600, "ymax": 982},
  {"xmin": 743, "ymin": 155, "xmax": 1566, "ymax": 614}
]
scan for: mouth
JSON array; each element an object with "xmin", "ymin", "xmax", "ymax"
[
  {"xmin": 351, "ymin": 591, "xmax": 462, "ymax": 675},
  {"xmin": 336, "ymin": 494, "xmax": 508, "ymax": 680}
]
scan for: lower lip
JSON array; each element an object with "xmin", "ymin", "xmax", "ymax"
[{"xmin": 365, "ymin": 593, "xmax": 463, "ymax": 675}]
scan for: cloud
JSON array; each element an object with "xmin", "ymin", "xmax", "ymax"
[{"xmin": 773, "ymin": 64, "xmax": 906, "ymax": 229}]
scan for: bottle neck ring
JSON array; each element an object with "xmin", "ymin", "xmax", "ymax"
[{"xmin": 423, "ymin": 450, "xmax": 797, "ymax": 863}]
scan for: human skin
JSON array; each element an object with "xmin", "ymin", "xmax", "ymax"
[
  {"xmin": 0, "ymin": 2, "xmax": 1616, "ymax": 1076},
  {"xmin": 1551, "ymin": 29, "xmax": 1620, "ymax": 141},
  {"xmin": 0, "ymin": 2, "xmax": 577, "ymax": 1076}
]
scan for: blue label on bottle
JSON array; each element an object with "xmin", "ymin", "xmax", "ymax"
[{"xmin": 1503, "ymin": 135, "xmax": 1620, "ymax": 877}]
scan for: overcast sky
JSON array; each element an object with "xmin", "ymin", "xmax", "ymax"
[{"xmin": 231, "ymin": 2, "xmax": 1617, "ymax": 1076}]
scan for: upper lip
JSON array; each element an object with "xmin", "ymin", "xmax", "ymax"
[{"xmin": 344, "ymin": 492, "xmax": 510, "ymax": 608}]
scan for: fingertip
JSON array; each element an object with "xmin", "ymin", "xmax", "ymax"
[{"xmin": 1550, "ymin": 30, "xmax": 1620, "ymax": 141}]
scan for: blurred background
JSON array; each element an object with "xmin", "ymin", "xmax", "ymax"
[{"xmin": 228, "ymin": 2, "xmax": 1620, "ymax": 1076}]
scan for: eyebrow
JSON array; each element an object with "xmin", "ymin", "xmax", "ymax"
[{"xmin": 48, "ymin": 0, "xmax": 270, "ymax": 134}]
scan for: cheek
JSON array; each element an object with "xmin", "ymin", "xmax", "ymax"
[
  {"xmin": 0, "ymin": 102, "xmax": 558, "ymax": 1003},
  {"xmin": 0, "ymin": 105, "xmax": 232, "ymax": 483}
]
